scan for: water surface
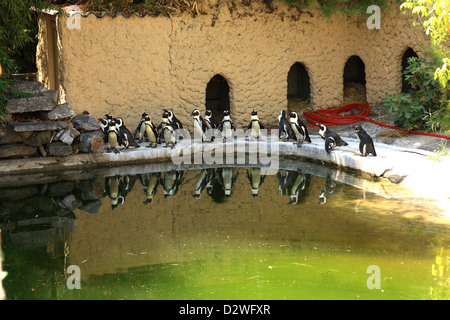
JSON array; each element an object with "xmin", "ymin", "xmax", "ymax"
[{"xmin": 0, "ymin": 161, "xmax": 448, "ymax": 300}]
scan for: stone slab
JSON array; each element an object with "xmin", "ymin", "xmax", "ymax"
[
  {"xmin": 0, "ymin": 144, "xmax": 37, "ymax": 159},
  {"xmin": 9, "ymin": 121, "xmax": 68, "ymax": 132},
  {"xmin": 42, "ymin": 103, "xmax": 74, "ymax": 120},
  {"xmin": 6, "ymin": 90, "xmax": 57, "ymax": 114}
]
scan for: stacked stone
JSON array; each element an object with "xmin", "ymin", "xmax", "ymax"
[{"xmin": 0, "ymin": 81, "xmax": 103, "ymax": 159}]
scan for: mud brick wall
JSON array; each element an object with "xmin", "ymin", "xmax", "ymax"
[{"xmin": 36, "ymin": 0, "xmax": 428, "ymax": 132}]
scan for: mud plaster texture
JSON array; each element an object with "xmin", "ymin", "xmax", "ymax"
[{"xmin": 36, "ymin": 0, "xmax": 429, "ymax": 132}]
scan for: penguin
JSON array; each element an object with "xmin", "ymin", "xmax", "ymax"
[
  {"xmin": 143, "ymin": 115, "xmax": 158, "ymax": 148},
  {"xmin": 163, "ymin": 122, "xmax": 177, "ymax": 148},
  {"xmin": 289, "ymin": 111, "xmax": 311, "ymax": 147},
  {"xmin": 105, "ymin": 113, "xmax": 113, "ymax": 124},
  {"xmin": 218, "ymin": 110, "xmax": 236, "ymax": 142},
  {"xmin": 98, "ymin": 118, "xmax": 109, "ymax": 143},
  {"xmin": 353, "ymin": 125, "xmax": 377, "ymax": 156},
  {"xmin": 204, "ymin": 109, "xmax": 219, "ymax": 129},
  {"xmin": 246, "ymin": 167, "xmax": 265, "ymax": 197},
  {"xmin": 164, "ymin": 109, "xmax": 183, "ymax": 130},
  {"xmin": 318, "ymin": 123, "xmax": 348, "ymax": 153},
  {"xmin": 134, "ymin": 112, "xmax": 149, "ymax": 142},
  {"xmin": 247, "ymin": 109, "xmax": 264, "ymax": 140},
  {"xmin": 156, "ymin": 110, "xmax": 171, "ymax": 143},
  {"xmin": 114, "ymin": 117, "xmax": 140, "ymax": 149},
  {"xmin": 193, "ymin": 169, "xmax": 208, "ymax": 199},
  {"xmin": 204, "ymin": 109, "xmax": 219, "ymax": 141},
  {"xmin": 139, "ymin": 172, "xmax": 160, "ymax": 204},
  {"xmin": 161, "ymin": 170, "xmax": 184, "ymax": 198},
  {"xmin": 191, "ymin": 109, "xmax": 208, "ymax": 142},
  {"xmin": 106, "ymin": 119, "xmax": 121, "ymax": 154},
  {"xmin": 278, "ymin": 110, "xmax": 294, "ymax": 141},
  {"xmin": 319, "ymin": 178, "xmax": 338, "ymax": 205},
  {"xmin": 217, "ymin": 167, "xmax": 239, "ymax": 197}
]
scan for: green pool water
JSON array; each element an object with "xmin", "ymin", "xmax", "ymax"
[{"xmin": 0, "ymin": 164, "xmax": 449, "ymax": 300}]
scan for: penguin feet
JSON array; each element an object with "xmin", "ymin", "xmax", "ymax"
[
  {"xmin": 294, "ymin": 141, "xmax": 303, "ymax": 148},
  {"xmin": 113, "ymin": 148, "xmax": 120, "ymax": 154},
  {"xmin": 147, "ymin": 143, "xmax": 157, "ymax": 148}
]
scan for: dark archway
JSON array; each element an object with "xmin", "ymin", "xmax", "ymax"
[
  {"xmin": 401, "ymin": 47, "xmax": 419, "ymax": 93},
  {"xmin": 287, "ymin": 62, "xmax": 311, "ymax": 113},
  {"xmin": 343, "ymin": 55, "xmax": 366, "ymax": 103},
  {"xmin": 205, "ymin": 74, "xmax": 230, "ymax": 124}
]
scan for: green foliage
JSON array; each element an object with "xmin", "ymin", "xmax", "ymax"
[
  {"xmin": 283, "ymin": 0, "xmax": 402, "ymax": 17},
  {"xmin": 400, "ymin": 0, "xmax": 450, "ymax": 88},
  {"xmin": 383, "ymin": 56, "xmax": 450, "ymax": 131}
]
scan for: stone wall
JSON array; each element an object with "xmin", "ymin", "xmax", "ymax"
[{"xmin": 37, "ymin": 0, "xmax": 429, "ymax": 132}]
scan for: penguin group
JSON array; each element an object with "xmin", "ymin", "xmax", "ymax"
[{"xmin": 98, "ymin": 107, "xmax": 376, "ymax": 157}]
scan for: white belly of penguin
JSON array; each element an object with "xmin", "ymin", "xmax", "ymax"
[
  {"xmin": 145, "ymin": 125, "xmax": 156, "ymax": 143},
  {"xmin": 251, "ymin": 121, "xmax": 260, "ymax": 138},
  {"xmin": 291, "ymin": 123, "xmax": 302, "ymax": 140},
  {"xmin": 223, "ymin": 122, "xmax": 232, "ymax": 139},
  {"xmin": 194, "ymin": 119, "xmax": 205, "ymax": 139}
]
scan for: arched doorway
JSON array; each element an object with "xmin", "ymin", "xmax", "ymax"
[
  {"xmin": 287, "ymin": 62, "xmax": 310, "ymax": 113},
  {"xmin": 343, "ymin": 55, "xmax": 366, "ymax": 103},
  {"xmin": 205, "ymin": 74, "xmax": 230, "ymax": 124},
  {"xmin": 401, "ymin": 47, "xmax": 418, "ymax": 93}
]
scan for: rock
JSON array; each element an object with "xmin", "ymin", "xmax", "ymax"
[
  {"xmin": 47, "ymin": 142, "xmax": 73, "ymax": 157},
  {"xmin": 6, "ymin": 90, "xmax": 57, "ymax": 114},
  {"xmin": 47, "ymin": 181, "xmax": 75, "ymax": 197},
  {"xmin": 0, "ymin": 144, "xmax": 37, "ymax": 159},
  {"xmin": 78, "ymin": 200, "xmax": 102, "ymax": 214},
  {"xmin": 70, "ymin": 114, "xmax": 100, "ymax": 131},
  {"xmin": 79, "ymin": 130, "xmax": 104, "ymax": 153},
  {"xmin": 23, "ymin": 130, "xmax": 52, "ymax": 147},
  {"xmin": 57, "ymin": 194, "xmax": 82, "ymax": 212},
  {"xmin": 79, "ymin": 179, "xmax": 105, "ymax": 201},
  {"xmin": 9, "ymin": 121, "xmax": 68, "ymax": 132},
  {"xmin": 42, "ymin": 102, "xmax": 74, "ymax": 120},
  {"xmin": 54, "ymin": 126, "xmax": 80, "ymax": 145},
  {"xmin": 0, "ymin": 127, "xmax": 23, "ymax": 145},
  {"xmin": 9, "ymin": 80, "xmax": 47, "ymax": 95}
]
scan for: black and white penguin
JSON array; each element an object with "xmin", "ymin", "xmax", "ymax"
[
  {"xmin": 353, "ymin": 125, "xmax": 377, "ymax": 157},
  {"xmin": 318, "ymin": 123, "xmax": 348, "ymax": 153},
  {"xmin": 98, "ymin": 118, "xmax": 109, "ymax": 142},
  {"xmin": 164, "ymin": 109, "xmax": 183, "ymax": 130},
  {"xmin": 278, "ymin": 110, "xmax": 294, "ymax": 141},
  {"xmin": 163, "ymin": 122, "xmax": 177, "ymax": 148},
  {"xmin": 143, "ymin": 115, "xmax": 158, "ymax": 148},
  {"xmin": 134, "ymin": 112, "xmax": 149, "ymax": 142},
  {"xmin": 115, "ymin": 117, "xmax": 140, "ymax": 149},
  {"xmin": 246, "ymin": 167, "xmax": 265, "ymax": 197},
  {"xmin": 156, "ymin": 110, "xmax": 171, "ymax": 143},
  {"xmin": 106, "ymin": 119, "xmax": 121, "ymax": 154},
  {"xmin": 139, "ymin": 172, "xmax": 160, "ymax": 204},
  {"xmin": 204, "ymin": 109, "xmax": 219, "ymax": 129},
  {"xmin": 191, "ymin": 109, "xmax": 208, "ymax": 142},
  {"xmin": 104, "ymin": 176, "xmax": 123, "ymax": 209},
  {"xmin": 193, "ymin": 169, "xmax": 208, "ymax": 199},
  {"xmin": 105, "ymin": 113, "xmax": 113, "ymax": 124},
  {"xmin": 204, "ymin": 109, "xmax": 219, "ymax": 141},
  {"xmin": 247, "ymin": 109, "xmax": 264, "ymax": 140},
  {"xmin": 218, "ymin": 110, "xmax": 236, "ymax": 142},
  {"xmin": 289, "ymin": 111, "xmax": 311, "ymax": 147}
]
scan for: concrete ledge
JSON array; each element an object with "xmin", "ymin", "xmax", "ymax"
[{"xmin": 0, "ymin": 135, "xmax": 448, "ymax": 201}]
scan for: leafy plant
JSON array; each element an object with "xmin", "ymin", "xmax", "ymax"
[{"xmin": 383, "ymin": 56, "xmax": 449, "ymax": 131}]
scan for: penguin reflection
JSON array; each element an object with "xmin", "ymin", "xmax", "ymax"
[
  {"xmin": 277, "ymin": 170, "xmax": 298, "ymax": 196},
  {"xmin": 193, "ymin": 169, "xmax": 208, "ymax": 199},
  {"xmin": 161, "ymin": 171, "xmax": 184, "ymax": 198},
  {"xmin": 246, "ymin": 167, "xmax": 265, "ymax": 197},
  {"xmin": 216, "ymin": 167, "xmax": 239, "ymax": 197},
  {"xmin": 104, "ymin": 175, "xmax": 137, "ymax": 210},
  {"xmin": 319, "ymin": 178, "xmax": 338, "ymax": 205},
  {"xmin": 139, "ymin": 172, "xmax": 160, "ymax": 204},
  {"xmin": 288, "ymin": 171, "xmax": 308, "ymax": 205}
]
